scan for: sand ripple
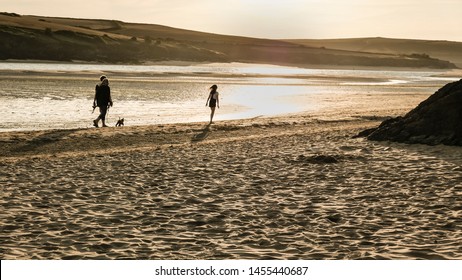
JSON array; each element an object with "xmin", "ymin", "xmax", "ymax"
[{"xmin": 1, "ymin": 121, "xmax": 461, "ymax": 259}]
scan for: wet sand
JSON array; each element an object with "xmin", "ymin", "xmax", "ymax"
[{"xmin": 1, "ymin": 113, "xmax": 461, "ymax": 259}]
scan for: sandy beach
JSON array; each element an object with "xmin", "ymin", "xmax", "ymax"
[{"xmin": 1, "ymin": 110, "xmax": 461, "ymax": 259}]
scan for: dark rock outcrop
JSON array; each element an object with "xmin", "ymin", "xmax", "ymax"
[{"xmin": 360, "ymin": 79, "xmax": 462, "ymax": 146}]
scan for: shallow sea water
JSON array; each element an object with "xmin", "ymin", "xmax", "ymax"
[{"xmin": 0, "ymin": 62, "xmax": 458, "ymax": 131}]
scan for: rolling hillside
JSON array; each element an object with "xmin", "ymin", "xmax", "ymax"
[
  {"xmin": 0, "ymin": 12, "xmax": 458, "ymax": 68},
  {"xmin": 286, "ymin": 37, "xmax": 462, "ymax": 68}
]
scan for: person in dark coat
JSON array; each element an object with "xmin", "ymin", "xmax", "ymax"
[{"xmin": 93, "ymin": 76, "xmax": 113, "ymax": 127}]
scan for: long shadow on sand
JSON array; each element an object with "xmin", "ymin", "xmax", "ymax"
[
  {"xmin": 191, "ymin": 124, "xmax": 211, "ymax": 142},
  {"xmin": 12, "ymin": 129, "xmax": 79, "ymax": 154}
]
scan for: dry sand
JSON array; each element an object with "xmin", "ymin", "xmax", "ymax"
[{"xmin": 1, "ymin": 113, "xmax": 461, "ymax": 259}]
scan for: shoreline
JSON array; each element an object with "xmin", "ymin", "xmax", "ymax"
[
  {"xmin": 0, "ymin": 114, "xmax": 381, "ymax": 161},
  {"xmin": 1, "ymin": 59, "xmax": 459, "ymax": 72}
]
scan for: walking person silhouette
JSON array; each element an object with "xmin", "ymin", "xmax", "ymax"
[
  {"xmin": 205, "ymin": 84, "xmax": 219, "ymax": 124},
  {"xmin": 93, "ymin": 75, "xmax": 113, "ymax": 127}
]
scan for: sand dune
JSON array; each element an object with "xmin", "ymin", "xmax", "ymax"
[{"xmin": 1, "ymin": 116, "xmax": 461, "ymax": 259}]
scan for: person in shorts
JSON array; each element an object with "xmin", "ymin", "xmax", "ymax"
[{"xmin": 205, "ymin": 84, "xmax": 219, "ymax": 124}]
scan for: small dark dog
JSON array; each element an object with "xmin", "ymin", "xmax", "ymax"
[{"xmin": 115, "ymin": 117, "xmax": 124, "ymax": 127}]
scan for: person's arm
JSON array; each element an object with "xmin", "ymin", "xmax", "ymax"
[
  {"xmin": 206, "ymin": 93, "xmax": 211, "ymax": 106},
  {"xmin": 217, "ymin": 93, "xmax": 219, "ymax": 108},
  {"xmin": 108, "ymin": 87, "xmax": 113, "ymax": 107},
  {"xmin": 93, "ymin": 85, "xmax": 98, "ymax": 108}
]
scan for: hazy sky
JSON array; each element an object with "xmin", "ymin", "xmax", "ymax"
[{"xmin": 2, "ymin": 0, "xmax": 461, "ymax": 41}]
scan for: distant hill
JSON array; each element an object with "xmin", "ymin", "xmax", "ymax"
[
  {"xmin": 0, "ymin": 12, "xmax": 458, "ymax": 69},
  {"xmin": 285, "ymin": 37, "xmax": 462, "ymax": 68}
]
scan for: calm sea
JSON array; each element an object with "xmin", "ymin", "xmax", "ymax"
[{"xmin": 0, "ymin": 62, "xmax": 457, "ymax": 131}]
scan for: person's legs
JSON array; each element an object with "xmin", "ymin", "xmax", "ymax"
[
  {"xmin": 93, "ymin": 111, "xmax": 100, "ymax": 127},
  {"xmin": 100, "ymin": 107, "xmax": 108, "ymax": 127},
  {"xmin": 94, "ymin": 107, "xmax": 108, "ymax": 127},
  {"xmin": 210, "ymin": 107, "xmax": 216, "ymax": 123},
  {"xmin": 93, "ymin": 118, "xmax": 99, "ymax": 127}
]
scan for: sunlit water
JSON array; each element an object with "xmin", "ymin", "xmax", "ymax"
[{"xmin": 0, "ymin": 62, "xmax": 458, "ymax": 131}]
